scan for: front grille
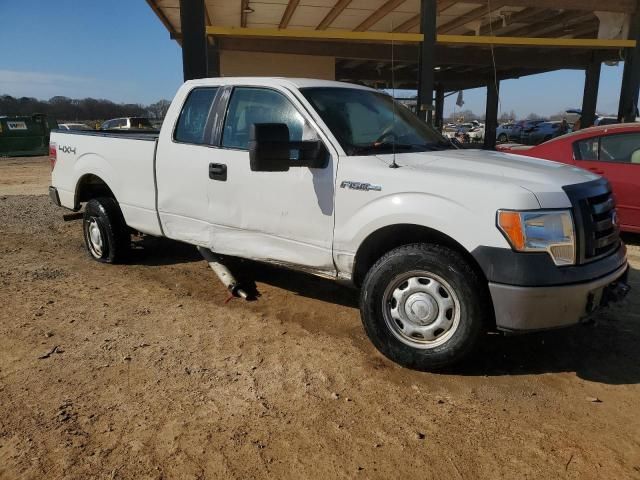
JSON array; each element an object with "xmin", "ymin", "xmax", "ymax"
[{"xmin": 563, "ymin": 178, "xmax": 620, "ymax": 264}]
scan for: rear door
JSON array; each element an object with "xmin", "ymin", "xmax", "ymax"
[
  {"xmin": 573, "ymin": 132, "xmax": 640, "ymax": 231},
  {"xmin": 155, "ymin": 86, "xmax": 221, "ymax": 244}
]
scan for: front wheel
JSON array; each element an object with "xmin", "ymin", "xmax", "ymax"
[
  {"xmin": 360, "ymin": 244, "xmax": 488, "ymax": 370},
  {"xmin": 497, "ymin": 133, "xmax": 508, "ymax": 143},
  {"xmin": 82, "ymin": 197, "xmax": 130, "ymax": 264}
]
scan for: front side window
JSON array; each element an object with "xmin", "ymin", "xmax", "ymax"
[
  {"xmin": 301, "ymin": 87, "xmax": 451, "ymax": 155},
  {"xmin": 174, "ymin": 87, "xmax": 218, "ymax": 145},
  {"xmin": 575, "ymin": 133, "xmax": 640, "ymax": 164},
  {"xmin": 222, "ymin": 87, "xmax": 310, "ymax": 150},
  {"xmin": 600, "ymin": 133, "xmax": 640, "ymax": 163}
]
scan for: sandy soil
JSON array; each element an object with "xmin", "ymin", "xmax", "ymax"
[
  {"xmin": 1, "ymin": 156, "xmax": 639, "ymax": 479},
  {"xmin": 0, "ymin": 156, "xmax": 51, "ymax": 196}
]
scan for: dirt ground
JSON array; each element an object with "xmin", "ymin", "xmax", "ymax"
[{"xmin": 1, "ymin": 156, "xmax": 639, "ymax": 480}]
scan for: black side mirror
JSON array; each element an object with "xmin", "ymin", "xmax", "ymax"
[
  {"xmin": 249, "ymin": 123, "xmax": 329, "ymax": 172},
  {"xmin": 249, "ymin": 123, "xmax": 291, "ymax": 172}
]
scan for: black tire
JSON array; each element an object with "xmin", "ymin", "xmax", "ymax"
[
  {"xmin": 82, "ymin": 197, "xmax": 130, "ymax": 264},
  {"xmin": 497, "ymin": 133, "xmax": 508, "ymax": 143},
  {"xmin": 360, "ymin": 244, "xmax": 488, "ymax": 370}
]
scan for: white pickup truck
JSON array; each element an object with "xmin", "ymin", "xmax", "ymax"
[{"xmin": 49, "ymin": 77, "xmax": 629, "ymax": 369}]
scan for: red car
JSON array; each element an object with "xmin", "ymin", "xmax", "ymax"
[{"xmin": 498, "ymin": 124, "xmax": 640, "ymax": 233}]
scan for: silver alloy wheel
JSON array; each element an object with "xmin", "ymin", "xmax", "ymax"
[
  {"xmin": 382, "ymin": 271, "xmax": 461, "ymax": 349},
  {"xmin": 87, "ymin": 217, "xmax": 104, "ymax": 258}
]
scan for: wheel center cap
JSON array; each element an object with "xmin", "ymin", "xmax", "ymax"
[{"xmin": 405, "ymin": 293, "xmax": 438, "ymax": 326}]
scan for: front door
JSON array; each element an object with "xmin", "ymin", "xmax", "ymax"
[
  {"xmin": 573, "ymin": 132, "xmax": 640, "ymax": 231},
  {"xmin": 208, "ymin": 86, "xmax": 337, "ymax": 275}
]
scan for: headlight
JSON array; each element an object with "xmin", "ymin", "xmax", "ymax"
[{"xmin": 497, "ymin": 209, "xmax": 576, "ymax": 266}]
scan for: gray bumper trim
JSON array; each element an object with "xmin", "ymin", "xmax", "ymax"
[{"xmin": 490, "ymin": 264, "xmax": 629, "ymax": 332}]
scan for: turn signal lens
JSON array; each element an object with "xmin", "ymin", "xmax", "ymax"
[{"xmin": 497, "ymin": 211, "xmax": 525, "ymax": 250}]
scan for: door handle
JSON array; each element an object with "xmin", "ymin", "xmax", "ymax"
[{"xmin": 209, "ymin": 163, "xmax": 227, "ymax": 181}]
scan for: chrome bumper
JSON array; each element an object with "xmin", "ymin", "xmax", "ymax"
[{"xmin": 490, "ymin": 264, "xmax": 630, "ymax": 332}]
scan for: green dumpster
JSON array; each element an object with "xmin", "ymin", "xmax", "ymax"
[{"xmin": 0, "ymin": 113, "xmax": 58, "ymax": 157}]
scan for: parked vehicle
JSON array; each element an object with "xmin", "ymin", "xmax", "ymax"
[
  {"xmin": 508, "ymin": 120, "xmax": 545, "ymax": 142},
  {"xmin": 468, "ymin": 125, "xmax": 484, "ymax": 142},
  {"xmin": 522, "ymin": 121, "xmax": 568, "ymax": 145},
  {"xmin": 101, "ymin": 117, "xmax": 156, "ymax": 131},
  {"xmin": 594, "ymin": 116, "xmax": 620, "ymax": 126},
  {"xmin": 59, "ymin": 123, "xmax": 93, "ymax": 131},
  {"xmin": 49, "ymin": 78, "xmax": 629, "ymax": 369},
  {"xmin": 498, "ymin": 123, "xmax": 640, "ymax": 233},
  {"xmin": 496, "ymin": 123, "xmax": 514, "ymax": 143},
  {"xmin": 0, "ymin": 113, "xmax": 57, "ymax": 156}
]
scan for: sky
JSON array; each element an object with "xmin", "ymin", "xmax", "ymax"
[
  {"xmin": 0, "ymin": 0, "xmax": 183, "ymax": 105},
  {"xmin": 0, "ymin": 0, "xmax": 627, "ymax": 117}
]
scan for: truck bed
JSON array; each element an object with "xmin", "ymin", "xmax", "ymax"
[{"xmin": 50, "ymin": 129, "xmax": 162, "ymax": 236}]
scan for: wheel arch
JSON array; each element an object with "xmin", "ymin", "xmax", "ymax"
[
  {"xmin": 353, "ymin": 223, "xmax": 496, "ymax": 327},
  {"xmin": 353, "ymin": 223, "xmax": 488, "ymax": 287},
  {"xmin": 74, "ymin": 174, "xmax": 117, "ymax": 209}
]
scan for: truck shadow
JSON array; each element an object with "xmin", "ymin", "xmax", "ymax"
[
  {"xmin": 128, "ymin": 236, "xmax": 203, "ymax": 266},
  {"xmin": 457, "ymin": 264, "xmax": 640, "ymax": 385},
  {"xmin": 228, "ymin": 257, "xmax": 360, "ymax": 309},
  {"xmin": 127, "ymin": 237, "xmax": 640, "ymax": 385}
]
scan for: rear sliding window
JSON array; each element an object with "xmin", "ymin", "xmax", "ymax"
[{"xmin": 174, "ymin": 87, "xmax": 218, "ymax": 145}]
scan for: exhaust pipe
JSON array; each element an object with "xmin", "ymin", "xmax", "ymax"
[{"xmin": 197, "ymin": 247, "xmax": 249, "ymax": 300}]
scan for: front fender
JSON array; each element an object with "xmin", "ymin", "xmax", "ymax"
[{"xmin": 333, "ymin": 192, "xmax": 511, "ymax": 274}]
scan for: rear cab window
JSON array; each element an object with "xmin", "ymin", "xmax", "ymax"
[{"xmin": 174, "ymin": 87, "xmax": 219, "ymax": 145}]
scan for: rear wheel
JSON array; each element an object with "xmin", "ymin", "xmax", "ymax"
[
  {"xmin": 497, "ymin": 133, "xmax": 508, "ymax": 143},
  {"xmin": 360, "ymin": 243, "xmax": 488, "ymax": 370},
  {"xmin": 82, "ymin": 197, "xmax": 130, "ymax": 263}
]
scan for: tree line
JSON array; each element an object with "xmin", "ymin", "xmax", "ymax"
[{"xmin": 0, "ymin": 94, "xmax": 171, "ymax": 121}]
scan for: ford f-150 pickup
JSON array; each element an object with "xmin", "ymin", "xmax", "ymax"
[{"xmin": 49, "ymin": 77, "xmax": 630, "ymax": 370}]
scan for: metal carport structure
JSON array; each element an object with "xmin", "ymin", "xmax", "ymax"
[{"xmin": 146, "ymin": 0, "xmax": 639, "ymax": 149}]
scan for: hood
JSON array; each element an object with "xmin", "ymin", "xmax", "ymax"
[{"xmin": 380, "ymin": 149, "xmax": 599, "ymax": 208}]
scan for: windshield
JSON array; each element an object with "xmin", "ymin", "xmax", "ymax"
[{"xmin": 300, "ymin": 87, "xmax": 453, "ymax": 155}]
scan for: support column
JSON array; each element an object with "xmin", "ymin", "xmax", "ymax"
[
  {"xmin": 483, "ymin": 77, "xmax": 499, "ymax": 150},
  {"xmin": 180, "ymin": 0, "xmax": 208, "ymax": 81},
  {"xmin": 417, "ymin": 0, "xmax": 436, "ymax": 121},
  {"xmin": 207, "ymin": 39, "xmax": 221, "ymax": 78},
  {"xmin": 434, "ymin": 84, "xmax": 445, "ymax": 131},
  {"xmin": 581, "ymin": 58, "xmax": 601, "ymax": 129},
  {"xmin": 618, "ymin": 13, "xmax": 640, "ymax": 122}
]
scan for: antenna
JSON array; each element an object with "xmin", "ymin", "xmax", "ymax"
[{"xmin": 389, "ymin": 19, "xmax": 399, "ymax": 169}]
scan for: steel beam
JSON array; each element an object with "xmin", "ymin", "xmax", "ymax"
[
  {"xmin": 205, "ymin": 26, "xmax": 636, "ymax": 49},
  {"xmin": 280, "ymin": 0, "xmax": 300, "ymax": 29},
  {"xmin": 435, "ymin": 84, "xmax": 445, "ymax": 130},
  {"xmin": 618, "ymin": 13, "xmax": 640, "ymax": 122},
  {"xmin": 180, "ymin": 0, "xmax": 208, "ymax": 81},
  {"xmin": 318, "ymin": 0, "xmax": 352, "ymax": 30},
  {"xmin": 483, "ymin": 76, "xmax": 499, "ymax": 150},
  {"xmin": 581, "ymin": 58, "xmax": 601, "ymax": 128},
  {"xmin": 417, "ymin": 0, "xmax": 437, "ymax": 120}
]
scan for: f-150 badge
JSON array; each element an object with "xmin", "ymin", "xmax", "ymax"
[{"xmin": 340, "ymin": 181, "xmax": 382, "ymax": 192}]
